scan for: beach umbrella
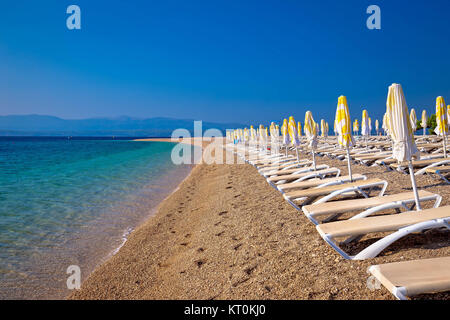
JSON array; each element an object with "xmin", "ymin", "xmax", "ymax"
[
  {"xmin": 434, "ymin": 96, "xmax": 448, "ymax": 157},
  {"xmin": 297, "ymin": 121, "xmax": 302, "ymax": 137},
  {"xmin": 288, "ymin": 116, "xmax": 301, "ymax": 162},
  {"xmin": 321, "ymin": 119, "xmax": 326, "ymax": 137},
  {"xmin": 448, "ymin": 105, "xmax": 450, "ymax": 131},
  {"xmin": 386, "ymin": 83, "xmax": 421, "ymax": 210},
  {"xmin": 375, "ymin": 119, "xmax": 379, "ymax": 135},
  {"xmin": 353, "ymin": 119, "xmax": 359, "ymax": 136},
  {"xmin": 382, "ymin": 113, "xmax": 389, "ymax": 136},
  {"xmin": 334, "ymin": 119, "xmax": 338, "ymax": 136},
  {"xmin": 421, "ymin": 110, "xmax": 428, "ymax": 136},
  {"xmin": 361, "ymin": 110, "xmax": 370, "ymax": 148},
  {"xmin": 410, "ymin": 108, "xmax": 417, "ymax": 132},
  {"xmin": 335, "ymin": 95, "xmax": 355, "ymax": 181},
  {"xmin": 369, "ymin": 117, "xmax": 372, "ymax": 135},
  {"xmin": 325, "ymin": 122, "xmax": 329, "ymax": 138},
  {"xmin": 281, "ymin": 118, "xmax": 290, "ymax": 157},
  {"xmin": 304, "ymin": 111, "xmax": 318, "ymax": 170}
]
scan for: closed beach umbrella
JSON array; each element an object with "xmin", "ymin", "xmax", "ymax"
[
  {"xmin": 334, "ymin": 119, "xmax": 338, "ymax": 136},
  {"xmin": 421, "ymin": 110, "xmax": 428, "ymax": 136},
  {"xmin": 297, "ymin": 121, "xmax": 302, "ymax": 137},
  {"xmin": 361, "ymin": 110, "xmax": 370, "ymax": 136},
  {"xmin": 369, "ymin": 117, "xmax": 372, "ymax": 135},
  {"xmin": 410, "ymin": 108, "xmax": 417, "ymax": 132},
  {"xmin": 361, "ymin": 110, "xmax": 370, "ymax": 148},
  {"xmin": 335, "ymin": 95, "xmax": 355, "ymax": 181},
  {"xmin": 304, "ymin": 111, "xmax": 318, "ymax": 170},
  {"xmin": 375, "ymin": 119, "xmax": 379, "ymax": 135},
  {"xmin": 386, "ymin": 83, "xmax": 421, "ymax": 210},
  {"xmin": 321, "ymin": 119, "xmax": 326, "ymax": 137},
  {"xmin": 288, "ymin": 116, "xmax": 301, "ymax": 162},
  {"xmin": 325, "ymin": 122, "xmax": 329, "ymax": 138},
  {"xmin": 448, "ymin": 106, "xmax": 450, "ymax": 131},
  {"xmin": 382, "ymin": 113, "xmax": 389, "ymax": 136},
  {"xmin": 281, "ymin": 118, "xmax": 290, "ymax": 156},
  {"xmin": 353, "ymin": 119, "xmax": 359, "ymax": 136},
  {"xmin": 434, "ymin": 96, "xmax": 448, "ymax": 157}
]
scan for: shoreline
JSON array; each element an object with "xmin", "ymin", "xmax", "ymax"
[{"xmin": 69, "ymin": 144, "xmax": 449, "ymax": 300}]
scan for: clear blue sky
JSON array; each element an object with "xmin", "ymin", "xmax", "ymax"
[{"xmin": 0, "ymin": 0, "xmax": 449, "ymax": 125}]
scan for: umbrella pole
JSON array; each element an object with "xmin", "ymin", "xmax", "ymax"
[
  {"xmin": 408, "ymin": 161, "xmax": 421, "ymax": 211},
  {"xmin": 346, "ymin": 148, "xmax": 353, "ymax": 182},
  {"xmin": 312, "ymin": 151, "xmax": 317, "ymax": 171},
  {"xmin": 295, "ymin": 147, "xmax": 299, "ymax": 163},
  {"xmin": 444, "ymin": 135, "xmax": 447, "ymax": 158},
  {"xmin": 285, "ymin": 145, "xmax": 288, "ymax": 158}
]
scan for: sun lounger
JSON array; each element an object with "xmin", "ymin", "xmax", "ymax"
[
  {"xmin": 368, "ymin": 257, "xmax": 450, "ymax": 300},
  {"xmin": 302, "ymin": 190, "xmax": 441, "ymax": 225},
  {"xmin": 284, "ymin": 178, "xmax": 388, "ymax": 208},
  {"xmin": 266, "ymin": 165, "xmax": 333, "ymax": 185},
  {"xmin": 316, "ymin": 206, "xmax": 450, "ymax": 260},
  {"xmin": 420, "ymin": 166, "xmax": 450, "ymax": 184},
  {"xmin": 391, "ymin": 158, "xmax": 450, "ymax": 173},
  {"xmin": 277, "ymin": 174, "xmax": 366, "ymax": 193}
]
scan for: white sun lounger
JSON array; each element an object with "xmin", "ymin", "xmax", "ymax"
[
  {"xmin": 368, "ymin": 257, "xmax": 450, "ymax": 300},
  {"xmin": 284, "ymin": 178, "xmax": 388, "ymax": 208},
  {"xmin": 316, "ymin": 206, "xmax": 450, "ymax": 260},
  {"xmin": 302, "ymin": 190, "xmax": 441, "ymax": 225},
  {"xmin": 266, "ymin": 165, "xmax": 333, "ymax": 186},
  {"xmin": 277, "ymin": 174, "xmax": 366, "ymax": 193}
]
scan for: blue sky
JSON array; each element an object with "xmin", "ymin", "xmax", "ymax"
[{"xmin": 0, "ymin": 0, "xmax": 449, "ymax": 125}]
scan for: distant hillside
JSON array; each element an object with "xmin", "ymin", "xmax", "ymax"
[{"xmin": 0, "ymin": 115, "xmax": 248, "ymax": 137}]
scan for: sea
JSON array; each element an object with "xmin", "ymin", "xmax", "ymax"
[{"xmin": 0, "ymin": 137, "xmax": 193, "ymax": 299}]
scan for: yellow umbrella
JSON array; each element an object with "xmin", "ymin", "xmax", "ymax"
[
  {"xmin": 434, "ymin": 97, "xmax": 448, "ymax": 157},
  {"xmin": 353, "ymin": 119, "xmax": 359, "ymax": 135},
  {"xmin": 325, "ymin": 122, "xmax": 329, "ymax": 137},
  {"xmin": 281, "ymin": 118, "xmax": 290, "ymax": 156},
  {"xmin": 304, "ymin": 111, "xmax": 318, "ymax": 170},
  {"xmin": 320, "ymin": 119, "xmax": 326, "ymax": 137},
  {"xmin": 382, "ymin": 113, "xmax": 389, "ymax": 136},
  {"xmin": 448, "ymin": 105, "xmax": 450, "ymax": 131},
  {"xmin": 361, "ymin": 110, "xmax": 370, "ymax": 136},
  {"xmin": 297, "ymin": 121, "xmax": 302, "ymax": 137},
  {"xmin": 288, "ymin": 116, "xmax": 301, "ymax": 162},
  {"xmin": 421, "ymin": 110, "xmax": 428, "ymax": 136},
  {"xmin": 335, "ymin": 95, "xmax": 355, "ymax": 180},
  {"xmin": 375, "ymin": 119, "xmax": 379, "ymax": 135},
  {"xmin": 386, "ymin": 83, "xmax": 421, "ymax": 209},
  {"xmin": 334, "ymin": 119, "xmax": 338, "ymax": 136},
  {"xmin": 410, "ymin": 108, "xmax": 417, "ymax": 132}
]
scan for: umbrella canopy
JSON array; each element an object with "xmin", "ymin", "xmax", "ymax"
[
  {"xmin": 353, "ymin": 119, "xmax": 359, "ymax": 133},
  {"xmin": 297, "ymin": 121, "xmax": 302, "ymax": 137},
  {"xmin": 281, "ymin": 119, "xmax": 290, "ymax": 145},
  {"xmin": 369, "ymin": 117, "xmax": 372, "ymax": 133},
  {"xmin": 386, "ymin": 84, "xmax": 420, "ymax": 162},
  {"xmin": 448, "ymin": 105, "xmax": 450, "ymax": 130},
  {"xmin": 375, "ymin": 119, "xmax": 379, "ymax": 132},
  {"xmin": 421, "ymin": 110, "xmax": 427, "ymax": 128},
  {"xmin": 334, "ymin": 119, "xmax": 338, "ymax": 135},
  {"xmin": 410, "ymin": 108, "xmax": 417, "ymax": 131},
  {"xmin": 288, "ymin": 116, "xmax": 300, "ymax": 146},
  {"xmin": 320, "ymin": 119, "xmax": 326, "ymax": 137},
  {"xmin": 304, "ymin": 112, "xmax": 318, "ymax": 147},
  {"xmin": 386, "ymin": 83, "xmax": 421, "ymax": 209},
  {"xmin": 335, "ymin": 96, "xmax": 355, "ymax": 148},
  {"xmin": 325, "ymin": 122, "xmax": 329, "ymax": 137},
  {"xmin": 382, "ymin": 113, "xmax": 389, "ymax": 136},
  {"xmin": 434, "ymin": 97, "xmax": 448, "ymax": 136},
  {"xmin": 361, "ymin": 110, "xmax": 370, "ymax": 136}
]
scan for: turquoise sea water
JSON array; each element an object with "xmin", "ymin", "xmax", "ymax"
[{"xmin": 0, "ymin": 138, "xmax": 192, "ymax": 299}]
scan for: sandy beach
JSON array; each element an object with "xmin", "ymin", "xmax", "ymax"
[{"xmin": 69, "ymin": 140, "xmax": 449, "ymax": 300}]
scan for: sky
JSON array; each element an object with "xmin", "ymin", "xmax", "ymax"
[{"xmin": 0, "ymin": 0, "xmax": 449, "ymax": 125}]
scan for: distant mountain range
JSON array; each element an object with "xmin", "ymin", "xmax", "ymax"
[{"xmin": 0, "ymin": 115, "xmax": 248, "ymax": 137}]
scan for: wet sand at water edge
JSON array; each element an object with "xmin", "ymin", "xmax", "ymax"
[{"xmin": 69, "ymin": 140, "xmax": 449, "ymax": 300}]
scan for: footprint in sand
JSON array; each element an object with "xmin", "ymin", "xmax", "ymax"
[{"xmin": 218, "ymin": 211, "xmax": 228, "ymax": 216}]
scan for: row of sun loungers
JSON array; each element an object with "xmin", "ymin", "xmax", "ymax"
[{"xmin": 225, "ymin": 138, "xmax": 449, "ymax": 300}]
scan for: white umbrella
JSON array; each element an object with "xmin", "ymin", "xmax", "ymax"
[
  {"xmin": 421, "ymin": 110, "xmax": 428, "ymax": 136},
  {"xmin": 361, "ymin": 110, "xmax": 370, "ymax": 148},
  {"xmin": 304, "ymin": 111, "xmax": 318, "ymax": 170},
  {"xmin": 410, "ymin": 108, "xmax": 417, "ymax": 132},
  {"xmin": 386, "ymin": 83, "xmax": 421, "ymax": 210},
  {"xmin": 281, "ymin": 119, "xmax": 290, "ymax": 157},
  {"xmin": 375, "ymin": 119, "xmax": 379, "ymax": 135},
  {"xmin": 288, "ymin": 116, "xmax": 301, "ymax": 162}
]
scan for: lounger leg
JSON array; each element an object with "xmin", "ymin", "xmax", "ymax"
[{"xmin": 352, "ymin": 219, "xmax": 450, "ymax": 260}]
